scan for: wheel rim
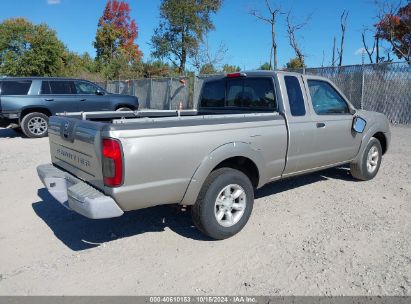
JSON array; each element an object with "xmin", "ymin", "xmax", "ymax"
[
  {"xmin": 27, "ymin": 117, "xmax": 47, "ymax": 136},
  {"xmin": 214, "ymin": 184, "xmax": 246, "ymax": 227},
  {"xmin": 366, "ymin": 145, "xmax": 379, "ymax": 173}
]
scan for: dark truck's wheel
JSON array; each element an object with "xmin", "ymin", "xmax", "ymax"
[
  {"xmin": 21, "ymin": 112, "xmax": 49, "ymax": 138},
  {"xmin": 350, "ymin": 137, "xmax": 382, "ymax": 181},
  {"xmin": 116, "ymin": 107, "xmax": 133, "ymax": 111},
  {"xmin": 191, "ymin": 168, "xmax": 254, "ymax": 240}
]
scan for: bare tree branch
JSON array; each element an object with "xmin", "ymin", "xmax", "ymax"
[
  {"xmin": 249, "ymin": 1, "xmax": 282, "ymax": 69},
  {"xmin": 361, "ymin": 29, "xmax": 376, "ymax": 63},
  {"xmin": 338, "ymin": 10, "xmax": 349, "ymax": 66},
  {"xmin": 192, "ymin": 34, "xmax": 228, "ymax": 72},
  {"xmin": 286, "ymin": 11, "xmax": 311, "ymax": 66}
]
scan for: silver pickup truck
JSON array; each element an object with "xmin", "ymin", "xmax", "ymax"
[{"xmin": 37, "ymin": 71, "xmax": 391, "ymax": 239}]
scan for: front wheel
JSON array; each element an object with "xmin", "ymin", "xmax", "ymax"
[
  {"xmin": 21, "ymin": 112, "xmax": 49, "ymax": 138},
  {"xmin": 350, "ymin": 137, "xmax": 382, "ymax": 181},
  {"xmin": 191, "ymin": 168, "xmax": 254, "ymax": 240}
]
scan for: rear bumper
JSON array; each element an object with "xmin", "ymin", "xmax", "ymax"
[{"xmin": 37, "ymin": 164, "xmax": 124, "ymax": 219}]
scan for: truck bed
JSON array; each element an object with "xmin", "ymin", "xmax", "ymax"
[{"xmin": 48, "ymin": 110, "xmax": 287, "ymax": 210}]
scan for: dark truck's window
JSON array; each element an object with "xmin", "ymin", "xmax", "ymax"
[
  {"xmin": 308, "ymin": 80, "xmax": 350, "ymax": 115},
  {"xmin": 200, "ymin": 77, "xmax": 276, "ymax": 110},
  {"xmin": 41, "ymin": 81, "xmax": 51, "ymax": 94},
  {"xmin": 284, "ymin": 76, "xmax": 305, "ymax": 116},
  {"xmin": 0, "ymin": 81, "xmax": 31, "ymax": 95},
  {"xmin": 48, "ymin": 81, "xmax": 76, "ymax": 94},
  {"xmin": 75, "ymin": 81, "xmax": 99, "ymax": 94}
]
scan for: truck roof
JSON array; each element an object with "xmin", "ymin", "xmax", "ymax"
[{"xmin": 201, "ymin": 70, "xmax": 321, "ymax": 82}]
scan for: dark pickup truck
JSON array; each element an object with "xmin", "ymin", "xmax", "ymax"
[{"xmin": 0, "ymin": 77, "xmax": 139, "ymax": 138}]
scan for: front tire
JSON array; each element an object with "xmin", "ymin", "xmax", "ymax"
[
  {"xmin": 21, "ymin": 112, "xmax": 49, "ymax": 138},
  {"xmin": 350, "ymin": 137, "xmax": 382, "ymax": 181},
  {"xmin": 191, "ymin": 168, "xmax": 254, "ymax": 240}
]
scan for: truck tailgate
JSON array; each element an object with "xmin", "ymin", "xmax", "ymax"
[{"xmin": 48, "ymin": 116, "xmax": 106, "ymax": 190}]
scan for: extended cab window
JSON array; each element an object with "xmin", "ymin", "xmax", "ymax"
[
  {"xmin": 200, "ymin": 77, "xmax": 276, "ymax": 110},
  {"xmin": 49, "ymin": 81, "xmax": 76, "ymax": 94},
  {"xmin": 308, "ymin": 80, "xmax": 350, "ymax": 115},
  {"xmin": 0, "ymin": 81, "xmax": 31, "ymax": 95},
  {"xmin": 284, "ymin": 76, "xmax": 305, "ymax": 116}
]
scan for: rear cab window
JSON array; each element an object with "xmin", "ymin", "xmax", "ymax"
[
  {"xmin": 199, "ymin": 77, "xmax": 276, "ymax": 112},
  {"xmin": 0, "ymin": 80, "xmax": 32, "ymax": 95}
]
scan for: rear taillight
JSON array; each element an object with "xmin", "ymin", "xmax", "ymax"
[{"xmin": 102, "ymin": 138, "xmax": 123, "ymax": 187}]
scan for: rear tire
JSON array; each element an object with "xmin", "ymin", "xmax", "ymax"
[
  {"xmin": 21, "ymin": 112, "xmax": 49, "ymax": 138},
  {"xmin": 191, "ymin": 168, "xmax": 254, "ymax": 240},
  {"xmin": 350, "ymin": 137, "xmax": 382, "ymax": 181}
]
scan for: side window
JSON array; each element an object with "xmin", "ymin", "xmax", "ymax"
[
  {"xmin": 75, "ymin": 81, "xmax": 98, "ymax": 94},
  {"xmin": 0, "ymin": 81, "xmax": 32, "ymax": 95},
  {"xmin": 308, "ymin": 80, "xmax": 350, "ymax": 115},
  {"xmin": 49, "ymin": 81, "xmax": 76, "ymax": 94},
  {"xmin": 200, "ymin": 80, "xmax": 225, "ymax": 108},
  {"xmin": 41, "ymin": 81, "xmax": 51, "ymax": 94},
  {"xmin": 284, "ymin": 76, "xmax": 305, "ymax": 116}
]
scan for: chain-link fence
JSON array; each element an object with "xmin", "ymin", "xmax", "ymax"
[
  {"xmin": 287, "ymin": 62, "xmax": 411, "ymax": 124},
  {"xmin": 96, "ymin": 77, "xmax": 191, "ymax": 110},
  {"xmin": 95, "ymin": 62, "xmax": 410, "ymax": 124}
]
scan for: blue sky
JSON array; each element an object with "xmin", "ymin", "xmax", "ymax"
[{"xmin": 0, "ymin": 0, "xmax": 395, "ymax": 69}]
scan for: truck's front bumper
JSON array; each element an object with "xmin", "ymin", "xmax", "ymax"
[{"xmin": 37, "ymin": 164, "xmax": 124, "ymax": 219}]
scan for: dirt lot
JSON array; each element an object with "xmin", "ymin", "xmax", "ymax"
[{"xmin": 0, "ymin": 125, "xmax": 410, "ymax": 296}]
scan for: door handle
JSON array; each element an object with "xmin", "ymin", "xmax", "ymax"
[
  {"xmin": 316, "ymin": 122, "xmax": 326, "ymax": 128},
  {"xmin": 45, "ymin": 98, "xmax": 54, "ymax": 101},
  {"xmin": 80, "ymin": 99, "xmax": 87, "ymax": 101}
]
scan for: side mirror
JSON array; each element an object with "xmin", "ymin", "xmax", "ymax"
[
  {"xmin": 352, "ymin": 116, "xmax": 367, "ymax": 133},
  {"xmin": 96, "ymin": 89, "xmax": 105, "ymax": 95}
]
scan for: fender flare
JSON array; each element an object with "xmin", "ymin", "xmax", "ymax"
[
  {"xmin": 353, "ymin": 123, "xmax": 388, "ymax": 164},
  {"xmin": 180, "ymin": 141, "xmax": 266, "ymax": 205},
  {"xmin": 19, "ymin": 106, "xmax": 52, "ymax": 121}
]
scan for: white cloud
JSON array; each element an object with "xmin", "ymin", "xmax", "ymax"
[
  {"xmin": 355, "ymin": 47, "xmax": 377, "ymax": 56},
  {"xmin": 47, "ymin": 0, "xmax": 61, "ymax": 4}
]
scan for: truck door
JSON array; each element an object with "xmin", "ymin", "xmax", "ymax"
[
  {"xmin": 304, "ymin": 77, "xmax": 362, "ymax": 167},
  {"xmin": 281, "ymin": 75, "xmax": 319, "ymax": 175},
  {"xmin": 42, "ymin": 80, "xmax": 80, "ymax": 114}
]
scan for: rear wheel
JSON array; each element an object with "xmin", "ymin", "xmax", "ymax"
[
  {"xmin": 21, "ymin": 112, "xmax": 49, "ymax": 138},
  {"xmin": 350, "ymin": 137, "xmax": 382, "ymax": 181},
  {"xmin": 191, "ymin": 168, "xmax": 254, "ymax": 240}
]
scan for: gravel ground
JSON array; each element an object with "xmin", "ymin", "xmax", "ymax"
[{"xmin": 0, "ymin": 126, "xmax": 410, "ymax": 296}]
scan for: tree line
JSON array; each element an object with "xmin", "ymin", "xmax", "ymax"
[{"xmin": 0, "ymin": 0, "xmax": 409, "ymax": 80}]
